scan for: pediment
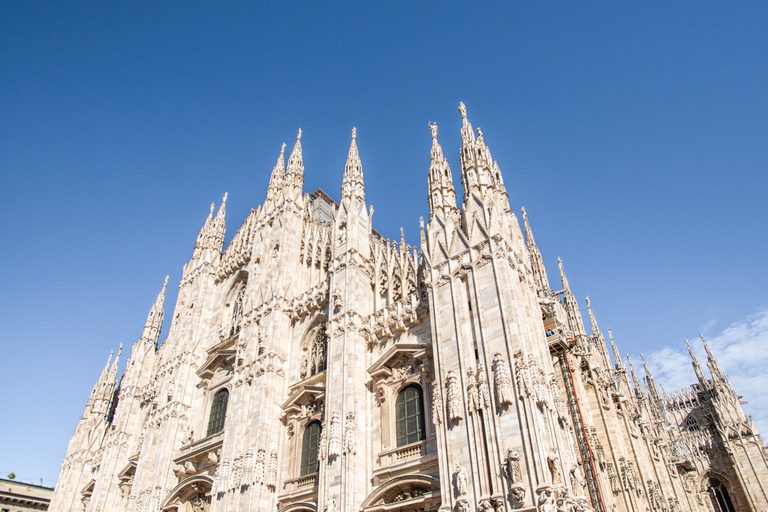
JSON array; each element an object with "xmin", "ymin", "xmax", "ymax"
[
  {"xmin": 197, "ymin": 336, "xmax": 237, "ymax": 379},
  {"xmin": 282, "ymin": 384, "xmax": 325, "ymax": 415},
  {"xmin": 368, "ymin": 343, "xmax": 430, "ymax": 380},
  {"xmin": 117, "ymin": 459, "xmax": 137, "ymax": 480}
]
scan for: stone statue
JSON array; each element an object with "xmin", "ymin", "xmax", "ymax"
[
  {"xmin": 493, "ymin": 353, "xmax": 514, "ymax": 407},
  {"xmin": 476, "ymin": 364, "xmax": 491, "ymax": 410},
  {"xmin": 547, "ymin": 450, "xmax": 562, "ymax": 485},
  {"xmin": 466, "ymin": 367, "xmax": 479, "ymax": 412},
  {"xmin": 299, "ymin": 350, "xmax": 308, "ymax": 379},
  {"xmin": 503, "ymin": 448, "xmax": 522, "ymax": 484},
  {"xmin": 536, "ymin": 487, "xmax": 557, "ymax": 512},
  {"xmin": 344, "ymin": 412, "xmax": 357, "ymax": 455},
  {"xmin": 318, "ymin": 423, "xmax": 327, "ymax": 461},
  {"xmin": 432, "ymin": 384, "xmax": 443, "ymax": 425},
  {"xmin": 325, "ymin": 498, "xmax": 336, "ymax": 512},
  {"xmin": 570, "ymin": 463, "xmax": 586, "ymax": 497},
  {"xmin": 446, "ymin": 370, "xmax": 463, "ymax": 422},
  {"xmin": 453, "ymin": 463, "xmax": 469, "ymax": 498}
]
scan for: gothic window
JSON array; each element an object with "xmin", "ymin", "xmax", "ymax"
[
  {"xmin": 708, "ymin": 477, "xmax": 736, "ymax": 512},
  {"xmin": 299, "ymin": 421, "xmax": 322, "ymax": 476},
  {"xmin": 228, "ymin": 286, "xmax": 245, "ymax": 338},
  {"xmin": 206, "ymin": 389, "xmax": 229, "ymax": 437},
  {"xmin": 686, "ymin": 417, "xmax": 700, "ymax": 432},
  {"xmin": 395, "ymin": 384, "xmax": 425, "ymax": 447},
  {"xmin": 306, "ymin": 325, "xmax": 328, "ymax": 377}
]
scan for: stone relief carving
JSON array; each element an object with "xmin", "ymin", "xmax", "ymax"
[
  {"xmin": 241, "ymin": 449, "xmax": 253, "ymax": 487},
  {"xmin": 492, "ymin": 353, "xmax": 514, "ymax": 407},
  {"xmin": 446, "ymin": 370, "xmax": 463, "ymax": 422}
]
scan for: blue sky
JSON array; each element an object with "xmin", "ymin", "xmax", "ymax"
[{"xmin": 1, "ymin": 2, "xmax": 766, "ymax": 486}]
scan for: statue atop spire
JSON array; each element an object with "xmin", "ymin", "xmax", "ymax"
[
  {"xmin": 700, "ymin": 333, "xmax": 726, "ymax": 382},
  {"xmin": 341, "ymin": 128, "xmax": 365, "ymax": 202},
  {"xmin": 609, "ymin": 329, "xmax": 625, "ymax": 371}
]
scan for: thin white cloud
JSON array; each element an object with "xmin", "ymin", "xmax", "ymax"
[{"xmin": 641, "ymin": 308, "xmax": 768, "ymax": 440}]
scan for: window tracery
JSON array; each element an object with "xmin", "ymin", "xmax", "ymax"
[{"xmin": 228, "ymin": 286, "xmax": 245, "ymax": 338}]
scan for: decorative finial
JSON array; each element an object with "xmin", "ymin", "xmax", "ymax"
[
  {"xmin": 297, "ymin": 128, "xmax": 302, "ymax": 140},
  {"xmin": 280, "ymin": 143, "xmax": 286, "ymax": 156},
  {"xmin": 351, "ymin": 127, "xmax": 356, "ymax": 140},
  {"xmin": 429, "ymin": 122, "xmax": 438, "ymax": 139},
  {"xmin": 459, "ymin": 102, "xmax": 467, "ymax": 119},
  {"xmin": 477, "ymin": 127, "xmax": 483, "ymax": 139},
  {"xmin": 209, "ymin": 203, "xmax": 215, "ymax": 216}
]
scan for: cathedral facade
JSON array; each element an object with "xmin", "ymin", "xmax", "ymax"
[{"xmin": 50, "ymin": 105, "xmax": 768, "ymax": 512}]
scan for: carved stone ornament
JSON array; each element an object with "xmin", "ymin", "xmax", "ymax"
[
  {"xmin": 446, "ymin": 370, "xmax": 463, "ymax": 422},
  {"xmin": 476, "ymin": 364, "xmax": 491, "ymax": 410},
  {"xmin": 328, "ymin": 411, "xmax": 342, "ymax": 459},
  {"xmin": 547, "ymin": 450, "xmax": 561, "ymax": 485},
  {"xmin": 492, "ymin": 353, "xmax": 514, "ymax": 407},
  {"xmin": 266, "ymin": 449, "xmax": 277, "ymax": 490}
]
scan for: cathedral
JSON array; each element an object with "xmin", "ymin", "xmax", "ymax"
[{"xmin": 50, "ymin": 104, "xmax": 768, "ymax": 512}]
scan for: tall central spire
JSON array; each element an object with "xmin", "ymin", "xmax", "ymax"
[{"xmin": 341, "ymin": 128, "xmax": 365, "ymax": 203}]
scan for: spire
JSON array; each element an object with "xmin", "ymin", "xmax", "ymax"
[
  {"xmin": 558, "ymin": 257, "xmax": 570, "ymax": 292},
  {"xmin": 609, "ymin": 329, "xmax": 625, "ymax": 371},
  {"xmin": 458, "ymin": 102, "xmax": 475, "ymax": 146},
  {"xmin": 427, "ymin": 122, "xmax": 458, "ymax": 221},
  {"xmin": 458, "ymin": 102, "xmax": 496, "ymax": 205},
  {"xmin": 641, "ymin": 353, "xmax": 661, "ymax": 402},
  {"xmin": 522, "ymin": 207, "xmax": 536, "ymax": 246},
  {"xmin": 627, "ymin": 355, "xmax": 644, "ymax": 397},
  {"xmin": 685, "ymin": 338, "xmax": 708, "ymax": 386},
  {"xmin": 341, "ymin": 128, "xmax": 365, "ymax": 202},
  {"xmin": 217, "ymin": 192, "xmax": 227, "ymax": 219},
  {"xmin": 586, "ymin": 296, "xmax": 600, "ymax": 335},
  {"xmin": 700, "ymin": 333, "xmax": 726, "ymax": 382},
  {"xmin": 285, "ymin": 129, "xmax": 304, "ymax": 199},
  {"xmin": 265, "ymin": 143, "xmax": 286, "ymax": 205},
  {"xmin": 556, "ymin": 258, "xmax": 586, "ymax": 340},
  {"xmin": 109, "ymin": 343, "xmax": 122, "ymax": 376},
  {"xmin": 522, "ymin": 208, "xmax": 550, "ymax": 291},
  {"xmin": 99, "ymin": 350, "xmax": 114, "ymax": 383},
  {"xmin": 142, "ymin": 277, "xmax": 168, "ymax": 346}
]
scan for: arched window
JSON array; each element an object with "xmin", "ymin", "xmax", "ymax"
[
  {"xmin": 708, "ymin": 477, "xmax": 736, "ymax": 512},
  {"xmin": 300, "ymin": 421, "xmax": 322, "ymax": 476},
  {"xmin": 206, "ymin": 389, "xmax": 229, "ymax": 437},
  {"xmin": 307, "ymin": 326, "xmax": 328, "ymax": 377},
  {"xmin": 395, "ymin": 385, "xmax": 425, "ymax": 447},
  {"xmin": 686, "ymin": 417, "xmax": 700, "ymax": 432},
  {"xmin": 228, "ymin": 287, "xmax": 245, "ymax": 338}
]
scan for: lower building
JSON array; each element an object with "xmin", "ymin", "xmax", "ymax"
[
  {"xmin": 49, "ymin": 105, "xmax": 768, "ymax": 512},
  {"xmin": 0, "ymin": 478, "xmax": 53, "ymax": 512}
]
